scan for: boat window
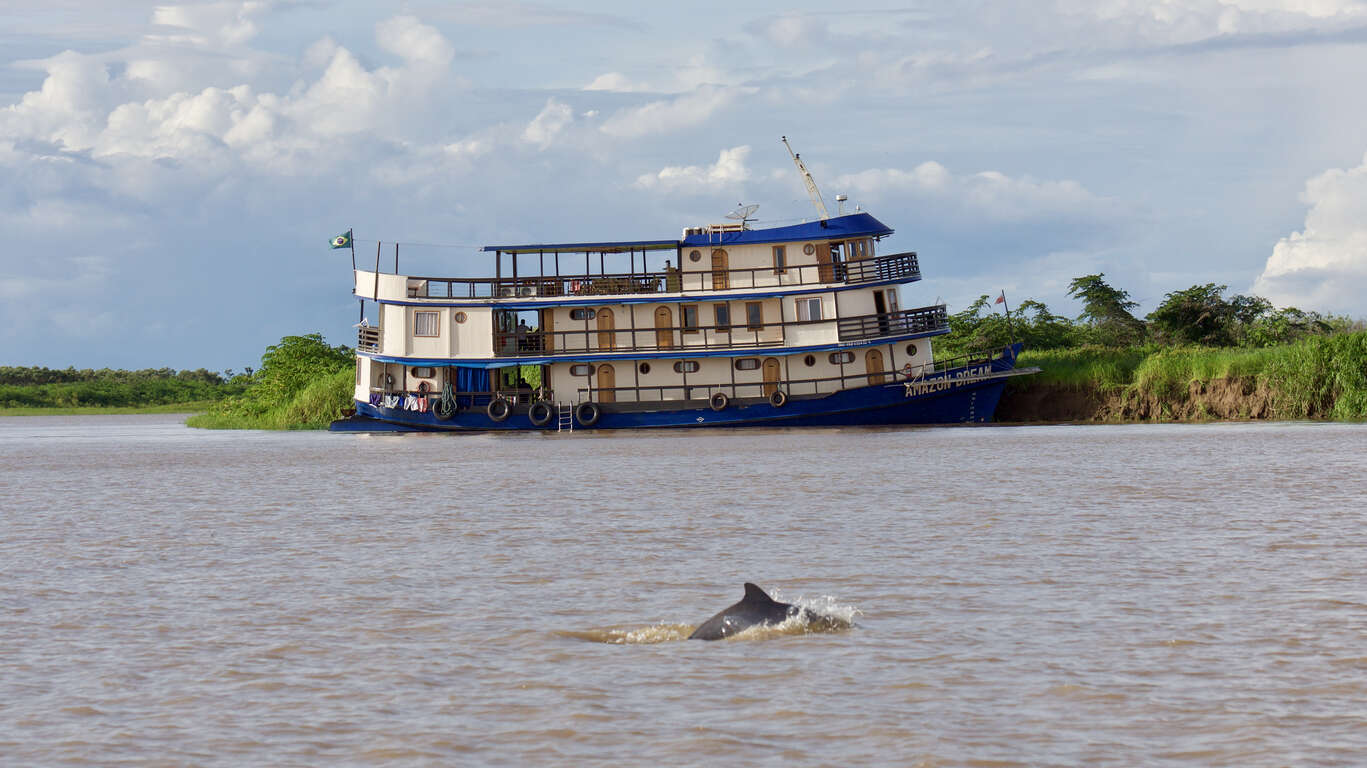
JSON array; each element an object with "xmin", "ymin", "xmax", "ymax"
[
  {"xmin": 905, "ymin": 343, "xmax": 918, "ymax": 357},
  {"xmin": 828, "ymin": 352, "xmax": 853, "ymax": 365},
  {"xmin": 746, "ymin": 302, "xmax": 763, "ymax": 330},
  {"xmin": 734, "ymin": 358, "xmax": 760, "ymax": 371},
  {"xmin": 796, "ymin": 297, "xmax": 822, "ymax": 322},
  {"xmin": 410, "ymin": 366, "xmax": 436, "ymax": 378},
  {"xmin": 639, "ymin": 362, "xmax": 651, "ymax": 375},
  {"xmin": 570, "ymin": 308, "xmax": 596, "ymax": 321},
  {"xmin": 803, "ymin": 243, "xmax": 816, "ymax": 255},
  {"xmin": 570, "ymin": 364, "xmax": 594, "ymax": 376},
  {"xmin": 803, "ymin": 354, "xmax": 816, "ymax": 367},
  {"xmin": 689, "ymin": 249, "xmax": 702, "ymax": 263},
  {"xmin": 454, "ymin": 312, "xmax": 467, "ymax": 324},
  {"xmin": 682, "ymin": 304, "xmax": 699, "ymax": 333},
  {"xmin": 772, "ymin": 245, "xmax": 786, "ymax": 274},
  {"xmin": 673, "ymin": 361, "xmax": 700, "ymax": 373},
  {"xmin": 713, "ymin": 303, "xmax": 730, "ymax": 331},
  {"xmin": 414, "ymin": 311, "xmax": 440, "ymax": 337}
]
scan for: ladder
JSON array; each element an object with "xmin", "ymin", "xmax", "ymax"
[{"xmin": 557, "ymin": 401, "xmax": 573, "ymax": 432}]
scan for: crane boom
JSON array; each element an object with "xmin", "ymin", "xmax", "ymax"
[{"xmin": 781, "ymin": 135, "xmax": 830, "ymax": 221}]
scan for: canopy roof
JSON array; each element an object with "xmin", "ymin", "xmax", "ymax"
[{"xmin": 479, "ymin": 212, "xmax": 893, "ymax": 254}]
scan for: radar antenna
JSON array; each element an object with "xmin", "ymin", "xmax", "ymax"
[
  {"xmin": 781, "ymin": 135, "xmax": 830, "ymax": 221},
  {"xmin": 724, "ymin": 203, "xmax": 760, "ymax": 229}
]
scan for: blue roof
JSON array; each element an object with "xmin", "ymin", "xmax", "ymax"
[
  {"xmin": 681, "ymin": 213, "xmax": 892, "ymax": 247},
  {"xmin": 478, "ymin": 212, "xmax": 893, "ymax": 254}
]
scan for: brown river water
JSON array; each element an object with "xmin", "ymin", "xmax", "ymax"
[{"xmin": 2, "ymin": 414, "xmax": 1366, "ymax": 766}]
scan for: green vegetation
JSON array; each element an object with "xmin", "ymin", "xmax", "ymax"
[
  {"xmin": 0, "ymin": 366, "xmax": 245, "ymax": 412},
  {"xmin": 187, "ymin": 334, "xmax": 354, "ymax": 430},
  {"xmin": 961, "ymin": 274, "xmax": 1367, "ymax": 422},
  {"xmin": 943, "ymin": 274, "xmax": 1354, "ymax": 356}
]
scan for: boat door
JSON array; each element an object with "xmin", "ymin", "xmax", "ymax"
[
  {"xmin": 597, "ymin": 307, "xmax": 615, "ymax": 351},
  {"xmin": 655, "ymin": 306, "xmax": 673, "ymax": 349},
  {"xmin": 711, "ymin": 249, "xmax": 729, "ymax": 290},
  {"xmin": 762, "ymin": 357, "xmax": 781, "ymax": 397},
  {"xmin": 816, "ymin": 247, "xmax": 833, "ymax": 282},
  {"xmin": 830, "ymin": 243, "xmax": 846, "ymax": 281},
  {"xmin": 866, "ymin": 348, "xmax": 885, "ymax": 385},
  {"xmin": 597, "ymin": 363, "xmax": 616, "ymax": 403}
]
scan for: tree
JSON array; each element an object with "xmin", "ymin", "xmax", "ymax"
[
  {"xmin": 1066, "ymin": 273, "xmax": 1144, "ymax": 346},
  {"xmin": 1147, "ymin": 283, "xmax": 1235, "ymax": 346},
  {"xmin": 249, "ymin": 333, "xmax": 354, "ymax": 408}
]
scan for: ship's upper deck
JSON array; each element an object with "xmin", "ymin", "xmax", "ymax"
[
  {"xmin": 479, "ymin": 212, "xmax": 893, "ymax": 254},
  {"xmin": 356, "ymin": 211, "xmax": 915, "ymax": 305}
]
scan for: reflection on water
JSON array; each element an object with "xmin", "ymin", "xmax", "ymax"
[{"xmin": 3, "ymin": 415, "xmax": 1367, "ymax": 765}]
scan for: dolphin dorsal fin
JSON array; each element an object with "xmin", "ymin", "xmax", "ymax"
[{"xmin": 742, "ymin": 582, "xmax": 777, "ymax": 606}]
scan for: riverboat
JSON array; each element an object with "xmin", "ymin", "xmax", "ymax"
[{"xmin": 330, "ymin": 143, "xmax": 1035, "ymax": 433}]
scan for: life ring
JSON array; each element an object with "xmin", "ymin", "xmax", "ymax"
[
  {"xmin": 575, "ymin": 401, "xmax": 601, "ymax": 427},
  {"xmin": 528, "ymin": 401, "xmax": 553, "ymax": 427},
  {"xmin": 418, "ymin": 380, "xmax": 431, "ymax": 394},
  {"xmin": 768, "ymin": 389, "xmax": 787, "ymax": 408},
  {"xmin": 487, "ymin": 397, "xmax": 511, "ymax": 422},
  {"xmin": 709, "ymin": 391, "xmax": 729, "ymax": 411}
]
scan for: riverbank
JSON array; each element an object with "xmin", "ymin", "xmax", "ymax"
[
  {"xmin": 999, "ymin": 332, "xmax": 1367, "ymax": 422},
  {"xmin": 0, "ymin": 402, "xmax": 216, "ymax": 417}
]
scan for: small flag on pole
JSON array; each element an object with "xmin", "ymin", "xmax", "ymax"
[
  {"xmin": 995, "ymin": 291, "xmax": 1006, "ymax": 305},
  {"xmin": 330, "ymin": 229, "xmax": 353, "ymax": 249}
]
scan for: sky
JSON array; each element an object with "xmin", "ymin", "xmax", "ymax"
[{"xmin": 4, "ymin": 0, "xmax": 1367, "ymax": 371}]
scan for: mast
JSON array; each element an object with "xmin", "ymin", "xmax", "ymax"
[{"xmin": 781, "ymin": 135, "xmax": 830, "ymax": 221}]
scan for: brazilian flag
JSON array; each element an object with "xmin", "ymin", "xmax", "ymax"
[{"xmin": 329, "ymin": 229, "xmax": 352, "ymax": 249}]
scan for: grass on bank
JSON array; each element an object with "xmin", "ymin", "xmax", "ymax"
[
  {"xmin": 1010, "ymin": 331, "xmax": 1367, "ymax": 421},
  {"xmin": 187, "ymin": 367, "xmax": 353, "ymax": 430},
  {"xmin": 0, "ymin": 401, "xmax": 220, "ymax": 417}
]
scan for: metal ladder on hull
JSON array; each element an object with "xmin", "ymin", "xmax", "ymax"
[{"xmin": 557, "ymin": 401, "xmax": 573, "ymax": 432}]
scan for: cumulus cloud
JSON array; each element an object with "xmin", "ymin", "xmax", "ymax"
[
  {"xmin": 600, "ymin": 86, "xmax": 746, "ymax": 138},
  {"xmin": 635, "ymin": 146, "xmax": 752, "ymax": 193},
  {"xmin": 1251, "ymin": 152, "xmax": 1367, "ymax": 315},
  {"xmin": 834, "ymin": 162, "xmax": 1108, "ymax": 222},
  {"xmin": 522, "ymin": 98, "xmax": 574, "ymax": 149}
]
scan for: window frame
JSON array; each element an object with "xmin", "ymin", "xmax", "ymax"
[
  {"xmin": 414, "ymin": 310, "xmax": 440, "ymax": 337},
  {"xmin": 673, "ymin": 360, "xmax": 701, "ymax": 374},
  {"xmin": 713, "ymin": 303, "xmax": 730, "ymax": 332},
  {"xmin": 795, "ymin": 297, "xmax": 822, "ymax": 322},
  {"xmin": 772, "ymin": 245, "xmax": 787, "ymax": 274},
  {"xmin": 681, "ymin": 304, "xmax": 699, "ymax": 333},
  {"xmin": 745, "ymin": 301, "xmax": 764, "ymax": 331},
  {"xmin": 734, "ymin": 358, "xmax": 760, "ymax": 371}
]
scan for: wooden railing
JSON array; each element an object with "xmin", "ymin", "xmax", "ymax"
[
  {"xmin": 836, "ymin": 306, "xmax": 948, "ymax": 342},
  {"xmin": 495, "ymin": 303, "xmax": 948, "ymax": 357},
  {"xmin": 357, "ymin": 326, "xmax": 380, "ymax": 352},
  {"xmin": 410, "ymin": 251, "xmax": 921, "ymax": 300}
]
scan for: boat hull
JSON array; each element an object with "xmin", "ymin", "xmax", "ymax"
[{"xmin": 329, "ymin": 346, "xmax": 1024, "ymax": 433}]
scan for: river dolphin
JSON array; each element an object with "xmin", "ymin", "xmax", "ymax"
[{"xmin": 689, "ymin": 582, "xmax": 833, "ymax": 641}]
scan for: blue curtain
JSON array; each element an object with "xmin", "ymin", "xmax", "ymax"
[{"xmin": 452, "ymin": 366, "xmax": 491, "ymax": 406}]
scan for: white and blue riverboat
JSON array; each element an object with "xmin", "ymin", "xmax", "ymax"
[{"xmin": 331, "ymin": 145, "xmax": 1035, "ymax": 433}]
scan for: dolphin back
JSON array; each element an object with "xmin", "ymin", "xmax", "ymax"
[{"xmin": 688, "ymin": 583, "xmax": 797, "ymax": 641}]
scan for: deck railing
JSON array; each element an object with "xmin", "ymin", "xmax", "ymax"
[
  {"xmin": 836, "ymin": 305, "xmax": 948, "ymax": 342},
  {"xmin": 410, "ymin": 251, "xmax": 920, "ymax": 300},
  {"xmin": 357, "ymin": 326, "xmax": 381, "ymax": 352},
  {"xmin": 495, "ymin": 304, "xmax": 948, "ymax": 357}
]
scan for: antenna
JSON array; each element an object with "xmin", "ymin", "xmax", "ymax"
[
  {"xmin": 781, "ymin": 135, "xmax": 830, "ymax": 221},
  {"xmin": 724, "ymin": 203, "xmax": 760, "ymax": 229}
]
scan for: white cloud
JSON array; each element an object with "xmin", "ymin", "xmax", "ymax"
[
  {"xmin": 1251, "ymin": 152, "xmax": 1367, "ymax": 315},
  {"xmin": 149, "ymin": 1, "xmax": 268, "ymax": 48},
  {"xmin": 834, "ymin": 162, "xmax": 1106, "ymax": 222},
  {"xmin": 600, "ymin": 86, "xmax": 746, "ymax": 138},
  {"xmin": 522, "ymin": 98, "xmax": 573, "ymax": 149},
  {"xmin": 634, "ymin": 146, "xmax": 751, "ymax": 193}
]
